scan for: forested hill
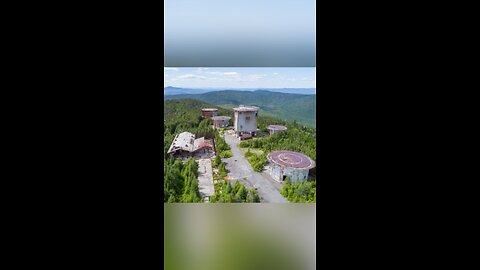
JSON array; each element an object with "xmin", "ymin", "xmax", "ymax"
[{"xmin": 164, "ymin": 90, "xmax": 316, "ymax": 127}]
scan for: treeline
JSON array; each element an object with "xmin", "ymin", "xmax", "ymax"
[
  {"xmin": 256, "ymin": 116, "xmax": 316, "ymax": 137},
  {"xmin": 214, "ymin": 130, "xmax": 232, "ymax": 158},
  {"xmin": 212, "ymin": 154, "xmax": 228, "ymax": 180},
  {"xmin": 164, "ymin": 158, "xmax": 202, "ymax": 203},
  {"xmin": 280, "ymin": 179, "xmax": 316, "ymax": 203},
  {"xmin": 210, "ymin": 181, "xmax": 260, "ymax": 203},
  {"xmin": 239, "ymin": 128, "xmax": 316, "ymax": 162}
]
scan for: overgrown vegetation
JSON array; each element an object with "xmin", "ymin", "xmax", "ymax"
[
  {"xmin": 164, "ymin": 158, "xmax": 202, "ymax": 203},
  {"xmin": 239, "ymin": 117, "xmax": 316, "ymax": 172},
  {"xmin": 214, "ymin": 129, "xmax": 232, "ymax": 158},
  {"xmin": 210, "ymin": 181, "xmax": 260, "ymax": 203},
  {"xmin": 239, "ymin": 128, "xmax": 315, "ymax": 162},
  {"xmin": 280, "ymin": 178, "xmax": 316, "ymax": 203},
  {"xmin": 212, "ymin": 154, "xmax": 229, "ymax": 181},
  {"xmin": 244, "ymin": 149, "xmax": 267, "ymax": 172}
]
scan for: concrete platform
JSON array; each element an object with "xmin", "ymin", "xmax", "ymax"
[{"xmin": 197, "ymin": 159, "xmax": 215, "ymax": 199}]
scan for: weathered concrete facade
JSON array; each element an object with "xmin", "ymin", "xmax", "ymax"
[
  {"xmin": 211, "ymin": 116, "xmax": 231, "ymax": 128},
  {"xmin": 267, "ymin": 125, "xmax": 287, "ymax": 136},
  {"xmin": 269, "ymin": 165, "xmax": 310, "ymax": 182},
  {"xmin": 233, "ymin": 105, "xmax": 259, "ymax": 137},
  {"xmin": 201, "ymin": 108, "xmax": 218, "ymax": 119}
]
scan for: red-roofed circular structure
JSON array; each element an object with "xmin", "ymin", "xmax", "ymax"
[
  {"xmin": 267, "ymin": 150, "xmax": 314, "ymax": 169},
  {"xmin": 267, "ymin": 150, "xmax": 315, "ymax": 182}
]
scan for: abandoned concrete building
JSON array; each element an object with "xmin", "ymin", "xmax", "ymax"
[
  {"xmin": 211, "ymin": 116, "xmax": 231, "ymax": 128},
  {"xmin": 200, "ymin": 108, "xmax": 218, "ymax": 119},
  {"xmin": 266, "ymin": 150, "xmax": 315, "ymax": 183},
  {"xmin": 267, "ymin": 125, "xmax": 287, "ymax": 135},
  {"xmin": 233, "ymin": 105, "xmax": 259, "ymax": 138},
  {"xmin": 167, "ymin": 132, "xmax": 215, "ymax": 159}
]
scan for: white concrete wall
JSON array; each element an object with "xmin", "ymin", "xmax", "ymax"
[
  {"xmin": 270, "ymin": 164, "xmax": 309, "ymax": 182},
  {"xmin": 269, "ymin": 129, "xmax": 285, "ymax": 135},
  {"xmin": 234, "ymin": 111, "xmax": 257, "ymax": 132}
]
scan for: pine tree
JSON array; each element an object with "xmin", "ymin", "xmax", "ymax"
[
  {"xmin": 213, "ymin": 155, "xmax": 221, "ymax": 168},
  {"xmin": 236, "ymin": 185, "xmax": 248, "ymax": 202}
]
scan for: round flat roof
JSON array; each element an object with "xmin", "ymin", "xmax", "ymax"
[
  {"xmin": 267, "ymin": 125, "xmax": 287, "ymax": 131},
  {"xmin": 202, "ymin": 108, "xmax": 218, "ymax": 111},
  {"xmin": 267, "ymin": 150, "xmax": 315, "ymax": 169},
  {"xmin": 211, "ymin": 116, "xmax": 231, "ymax": 121}
]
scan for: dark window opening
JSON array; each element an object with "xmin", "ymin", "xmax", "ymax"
[{"xmin": 283, "ymin": 175, "xmax": 287, "ymax": 181}]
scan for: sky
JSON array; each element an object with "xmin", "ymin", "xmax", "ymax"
[
  {"xmin": 164, "ymin": 67, "xmax": 316, "ymax": 88},
  {"xmin": 164, "ymin": 0, "xmax": 316, "ymax": 67}
]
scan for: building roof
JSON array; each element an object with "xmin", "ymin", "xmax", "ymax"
[
  {"xmin": 267, "ymin": 125, "xmax": 287, "ymax": 131},
  {"xmin": 211, "ymin": 116, "xmax": 231, "ymax": 121},
  {"xmin": 167, "ymin": 132, "xmax": 195, "ymax": 153},
  {"xmin": 233, "ymin": 105, "xmax": 259, "ymax": 112},
  {"xmin": 201, "ymin": 108, "xmax": 218, "ymax": 111},
  {"xmin": 267, "ymin": 150, "xmax": 315, "ymax": 169},
  {"xmin": 168, "ymin": 132, "xmax": 215, "ymax": 154},
  {"xmin": 194, "ymin": 137, "xmax": 214, "ymax": 150}
]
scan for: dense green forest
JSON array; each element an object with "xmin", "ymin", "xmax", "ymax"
[
  {"xmin": 164, "ymin": 90, "xmax": 316, "ymax": 127},
  {"xmin": 280, "ymin": 179, "xmax": 316, "ymax": 203},
  {"xmin": 210, "ymin": 180, "xmax": 260, "ymax": 203},
  {"xmin": 164, "ymin": 158, "xmax": 202, "ymax": 203}
]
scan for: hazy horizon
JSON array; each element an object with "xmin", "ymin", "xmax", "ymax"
[
  {"xmin": 164, "ymin": 67, "xmax": 316, "ymax": 88},
  {"xmin": 164, "ymin": 86, "xmax": 316, "ymax": 89}
]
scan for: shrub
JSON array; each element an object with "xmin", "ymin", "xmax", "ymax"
[{"xmin": 220, "ymin": 150, "xmax": 233, "ymax": 158}]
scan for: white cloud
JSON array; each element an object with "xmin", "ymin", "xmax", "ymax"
[
  {"xmin": 207, "ymin": 71, "xmax": 239, "ymax": 77},
  {"xmin": 172, "ymin": 74, "xmax": 207, "ymax": 80},
  {"xmin": 164, "ymin": 67, "xmax": 178, "ymax": 71},
  {"xmin": 195, "ymin": 68, "xmax": 209, "ymax": 73},
  {"xmin": 247, "ymin": 74, "xmax": 267, "ymax": 80},
  {"xmin": 272, "ymin": 73, "xmax": 279, "ymax": 75}
]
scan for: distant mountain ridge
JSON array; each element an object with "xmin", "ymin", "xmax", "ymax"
[
  {"xmin": 164, "ymin": 86, "xmax": 316, "ymax": 95},
  {"xmin": 164, "ymin": 90, "xmax": 316, "ymax": 127},
  {"xmin": 164, "ymin": 86, "xmax": 214, "ymax": 95}
]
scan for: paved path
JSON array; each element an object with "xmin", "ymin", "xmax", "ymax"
[
  {"xmin": 223, "ymin": 133, "xmax": 288, "ymax": 203},
  {"xmin": 197, "ymin": 159, "xmax": 214, "ymax": 201}
]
